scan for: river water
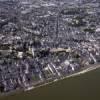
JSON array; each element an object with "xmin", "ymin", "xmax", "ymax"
[{"xmin": 0, "ymin": 67, "xmax": 100, "ymax": 100}]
